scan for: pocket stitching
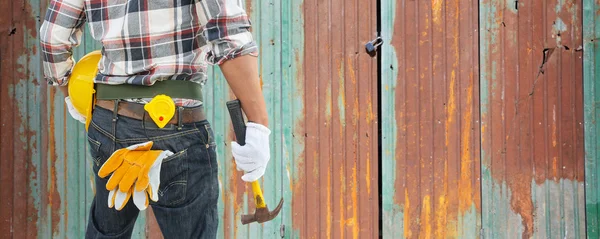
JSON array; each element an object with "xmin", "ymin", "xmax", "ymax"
[
  {"xmin": 158, "ymin": 180, "xmax": 188, "ymax": 205},
  {"xmin": 162, "ymin": 149, "xmax": 188, "ymax": 164},
  {"xmin": 87, "ymin": 134, "xmax": 101, "ymax": 151},
  {"xmin": 158, "ymin": 180, "xmax": 187, "ymax": 196},
  {"xmin": 87, "ymin": 134, "xmax": 103, "ymax": 167}
]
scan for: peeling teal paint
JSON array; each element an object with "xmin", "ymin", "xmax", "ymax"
[
  {"xmin": 583, "ymin": 0, "xmax": 600, "ymax": 238},
  {"xmin": 556, "ymin": 0, "xmax": 566, "ymax": 13},
  {"xmin": 530, "ymin": 179, "xmax": 586, "ymax": 239},
  {"xmin": 280, "ymin": 0, "xmax": 304, "ymax": 237},
  {"xmin": 481, "ymin": 165, "xmax": 586, "ymax": 239},
  {"xmin": 481, "ymin": 168, "xmax": 525, "ymax": 239},
  {"xmin": 382, "ymin": 204, "xmax": 403, "ymax": 238},
  {"xmin": 381, "ymin": 0, "xmax": 401, "ymax": 237},
  {"xmin": 458, "ymin": 204, "xmax": 478, "ymax": 239}
]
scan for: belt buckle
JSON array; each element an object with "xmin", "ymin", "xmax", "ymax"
[{"xmin": 143, "ymin": 95, "xmax": 176, "ymax": 128}]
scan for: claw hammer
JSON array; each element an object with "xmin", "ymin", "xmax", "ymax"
[{"xmin": 226, "ymin": 99, "xmax": 284, "ymax": 225}]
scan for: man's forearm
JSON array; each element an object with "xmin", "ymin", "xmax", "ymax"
[{"xmin": 220, "ymin": 55, "xmax": 269, "ymax": 127}]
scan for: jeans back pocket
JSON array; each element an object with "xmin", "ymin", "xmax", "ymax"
[{"xmin": 157, "ymin": 148, "xmax": 189, "ymax": 206}]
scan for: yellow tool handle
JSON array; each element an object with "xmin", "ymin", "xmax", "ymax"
[
  {"xmin": 251, "ymin": 181, "xmax": 266, "ymax": 209},
  {"xmin": 226, "ymin": 99, "xmax": 268, "ymax": 209}
]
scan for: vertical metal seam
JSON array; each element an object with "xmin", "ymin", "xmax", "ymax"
[
  {"xmin": 501, "ymin": 0, "xmax": 507, "ymax": 234},
  {"xmin": 443, "ymin": 0, "xmax": 449, "ymax": 236},
  {"xmin": 428, "ymin": 1, "xmax": 435, "ymax": 234},
  {"xmin": 415, "ymin": 0, "xmax": 422, "ymax": 234}
]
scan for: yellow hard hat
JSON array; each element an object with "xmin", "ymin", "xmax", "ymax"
[{"xmin": 68, "ymin": 50, "xmax": 101, "ymax": 131}]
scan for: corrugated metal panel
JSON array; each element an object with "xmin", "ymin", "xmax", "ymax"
[
  {"xmin": 584, "ymin": 0, "xmax": 600, "ymax": 237},
  {"xmin": 0, "ymin": 0, "xmax": 149, "ymax": 238},
  {"xmin": 480, "ymin": 0, "xmax": 586, "ymax": 238},
  {"xmin": 146, "ymin": 0, "xmax": 379, "ymax": 238},
  {"xmin": 298, "ymin": 0, "xmax": 379, "ymax": 237},
  {"xmin": 2, "ymin": 0, "xmax": 374, "ymax": 238},
  {"xmin": 381, "ymin": 0, "xmax": 481, "ymax": 238}
]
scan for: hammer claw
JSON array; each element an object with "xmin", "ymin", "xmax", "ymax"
[{"xmin": 240, "ymin": 197, "xmax": 284, "ymax": 225}]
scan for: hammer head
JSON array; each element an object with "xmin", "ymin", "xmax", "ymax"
[{"xmin": 240, "ymin": 198, "xmax": 284, "ymax": 225}]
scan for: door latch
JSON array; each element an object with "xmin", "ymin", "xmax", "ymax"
[{"xmin": 365, "ymin": 36, "xmax": 383, "ymax": 57}]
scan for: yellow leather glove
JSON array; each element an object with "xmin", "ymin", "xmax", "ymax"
[
  {"xmin": 98, "ymin": 141, "xmax": 153, "ymax": 191},
  {"xmin": 132, "ymin": 150, "xmax": 172, "ymax": 210},
  {"xmin": 98, "ymin": 141, "xmax": 173, "ymax": 210},
  {"xmin": 108, "ymin": 186, "xmax": 133, "ymax": 210}
]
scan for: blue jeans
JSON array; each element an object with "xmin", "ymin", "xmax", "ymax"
[{"xmin": 85, "ymin": 106, "xmax": 219, "ymax": 239}]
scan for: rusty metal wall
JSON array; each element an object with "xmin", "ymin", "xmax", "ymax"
[
  {"xmin": 288, "ymin": 0, "xmax": 380, "ymax": 237},
  {"xmin": 0, "ymin": 0, "xmax": 378, "ymax": 238},
  {"xmin": 381, "ymin": 0, "xmax": 481, "ymax": 238},
  {"xmin": 0, "ymin": 0, "xmax": 149, "ymax": 238},
  {"xmin": 146, "ymin": 0, "xmax": 380, "ymax": 238},
  {"xmin": 4, "ymin": 0, "xmax": 597, "ymax": 238},
  {"xmin": 480, "ymin": 0, "xmax": 586, "ymax": 238}
]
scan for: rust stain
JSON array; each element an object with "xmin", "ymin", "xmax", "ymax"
[
  {"xmin": 366, "ymin": 99, "xmax": 372, "ymax": 195},
  {"xmin": 508, "ymin": 173, "xmax": 534, "ymax": 238},
  {"xmin": 435, "ymin": 141, "xmax": 450, "ymax": 239},
  {"xmin": 351, "ymin": 167, "xmax": 358, "ymax": 239},
  {"xmin": 420, "ymin": 195, "xmax": 432, "ymax": 239},
  {"xmin": 404, "ymin": 187, "xmax": 411, "ymax": 238},
  {"xmin": 63, "ymin": 116, "xmax": 69, "ymax": 233},
  {"xmin": 292, "ymin": 149, "xmax": 306, "ymax": 238},
  {"xmin": 432, "ymin": 0, "xmax": 443, "ymax": 25},
  {"xmin": 434, "ymin": 195, "xmax": 447, "ymax": 238},
  {"xmin": 458, "ymin": 83, "xmax": 474, "ymax": 213},
  {"xmin": 224, "ymin": 127, "xmax": 245, "ymax": 239},
  {"xmin": 366, "ymin": 155, "xmax": 371, "ymax": 195},
  {"xmin": 552, "ymin": 157, "xmax": 559, "ymax": 178},
  {"xmin": 347, "ymin": 57, "xmax": 356, "ymax": 86},
  {"xmin": 326, "ymin": 171, "xmax": 331, "ymax": 239},
  {"xmin": 339, "ymin": 163, "xmax": 345, "ymax": 239},
  {"xmin": 552, "ymin": 105, "xmax": 557, "ymax": 147},
  {"xmin": 445, "ymin": 71, "xmax": 456, "ymax": 148},
  {"xmin": 47, "ymin": 90, "xmax": 61, "ymax": 235},
  {"xmin": 366, "ymin": 100, "xmax": 373, "ymax": 124}
]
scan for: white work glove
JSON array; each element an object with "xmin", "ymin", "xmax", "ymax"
[
  {"xmin": 231, "ymin": 122, "xmax": 271, "ymax": 182},
  {"xmin": 64, "ymin": 96, "xmax": 86, "ymax": 124}
]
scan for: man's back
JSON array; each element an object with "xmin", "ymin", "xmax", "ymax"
[{"xmin": 41, "ymin": 0, "xmax": 257, "ymax": 88}]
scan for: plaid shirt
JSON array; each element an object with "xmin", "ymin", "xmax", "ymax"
[{"xmin": 40, "ymin": 0, "xmax": 257, "ymax": 106}]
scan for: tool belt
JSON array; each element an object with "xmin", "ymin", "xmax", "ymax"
[{"xmin": 94, "ymin": 80, "xmax": 206, "ymax": 127}]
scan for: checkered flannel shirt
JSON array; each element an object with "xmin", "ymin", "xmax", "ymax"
[{"xmin": 40, "ymin": 0, "xmax": 258, "ymax": 106}]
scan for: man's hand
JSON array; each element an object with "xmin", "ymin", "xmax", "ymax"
[{"xmin": 230, "ymin": 122, "xmax": 270, "ymax": 182}]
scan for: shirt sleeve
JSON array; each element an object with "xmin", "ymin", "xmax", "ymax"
[
  {"xmin": 199, "ymin": 0, "xmax": 258, "ymax": 65},
  {"xmin": 39, "ymin": 0, "xmax": 86, "ymax": 86}
]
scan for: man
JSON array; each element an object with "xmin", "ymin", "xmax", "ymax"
[{"xmin": 40, "ymin": 0, "xmax": 271, "ymax": 238}]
